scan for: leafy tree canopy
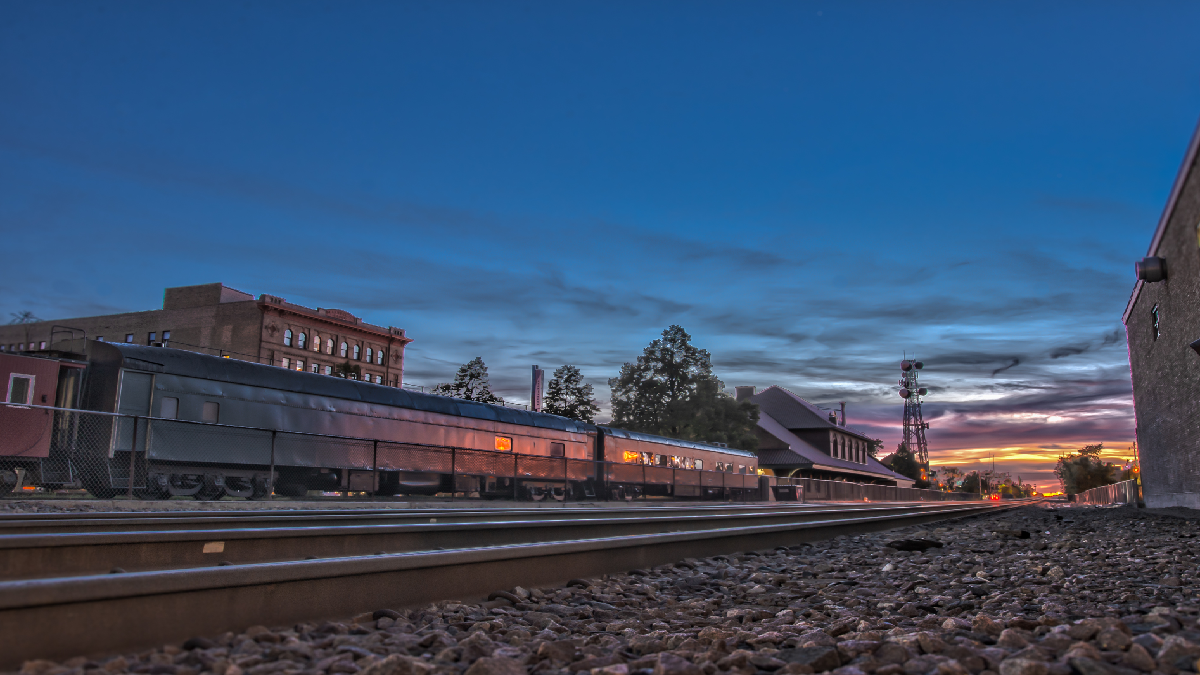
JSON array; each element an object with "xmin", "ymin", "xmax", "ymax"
[
  {"xmin": 1055, "ymin": 443, "xmax": 1119, "ymax": 496},
  {"xmin": 608, "ymin": 325, "xmax": 759, "ymax": 450},
  {"xmin": 884, "ymin": 443, "xmax": 929, "ymax": 487},
  {"xmin": 432, "ymin": 357, "xmax": 504, "ymax": 404},
  {"xmin": 543, "ymin": 365, "xmax": 600, "ymax": 423}
]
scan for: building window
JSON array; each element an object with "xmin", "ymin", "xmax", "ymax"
[
  {"xmin": 297, "ymin": 332, "xmax": 307, "ymax": 350},
  {"xmin": 162, "ymin": 331, "xmax": 171, "ymax": 345},
  {"xmin": 365, "ymin": 347, "xmax": 373, "ymax": 363},
  {"xmin": 39, "ymin": 341, "xmax": 46, "ymax": 350},
  {"xmin": 374, "ymin": 375, "xmax": 382, "ymax": 384},
  {"xmin": 160, "ymin": 397, "xmax": 178, "ymax": 420},
  {"xmin": 310, "ymin": 363, "xmax": 319, "ymax": 373},
  {"xmin": 340, "ymin": 342, "xmax": 348, "ymax": 357},
  {"xmin": 125, "ymin": 334, "xmax": 134, "ymax": 343},
  {"xmin": 1152, "ymin": 304, "xmax": 1160, "ymax": 341},
  {"xmin": 325, "ymin": 339, "xmax": 333, "ymax": 354},
  {"xmin": 284, "ymin": 329, "xmax": 293, "ymax": 347},
  {"xmin": 324, "ymin": 365, "xmax": 332, "ymax": 375},
  {"xmin": 18, "ymin": 343, "xmax": 24, "ymax": 350},
  {"xmin": 377, "ymin": 350, "xmax": 384, "ymax": 365},
  {"xmin": 7, "ymin": 374, "xmax": 34, "ymax": 405},
  {"xmin": 295, "ymin": 360, "xmax": 304, "ymax": 371},
  {"xmin": 313, "ymin": 335, "xmax": 321, "ymax": 352},
  {"xmin": 202, "ymin": 401, "xmax": 220, "ymax": 424},
  {"xmin": 353, "ymin": 345, "xmax": 360, "ymax": 360},
  {"xmin": 282, "ymin": 357, "xmax": 290, "ymax": 369},
  {"xmin": 148, "ymin": 332, "xmax": 157, "ymax": 345}
]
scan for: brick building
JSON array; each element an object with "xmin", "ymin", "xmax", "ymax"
[
  {"xmin": 0, "ymin": 283, "xmax": 413, "ymax": 387},
  {"xmin": 735, "ymin": 385, "xmax": 914, "ymax": 486},
  {"xmin": 1124, "ymin": 117, "xmax": 1200, "ymax": 509}
]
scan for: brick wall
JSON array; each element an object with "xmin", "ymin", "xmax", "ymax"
[{"xmin": 1126, "ymin": 149, "xmax": 1200, "ymax": 508}]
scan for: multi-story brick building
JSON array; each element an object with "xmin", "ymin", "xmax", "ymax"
[
  {"xmin": 0, "ymin": 283, "xmax": 413, "ymax": 387},
  {"xmin": 1124, "ymin": 117, "xmax": 1200, "ymax": 509}
]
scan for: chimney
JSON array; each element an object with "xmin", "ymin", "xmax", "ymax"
[
  {"xmin": 735, "ymin": 386, "xmax": 756, "ymax": 401},
  {"xmin": 840, "ymin": 401, "xmax": 846, "ymax": 426}
]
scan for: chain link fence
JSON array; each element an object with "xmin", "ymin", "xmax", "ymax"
[
  {"xmin": 1072, "ymin": 479, "xmax": 1140, "ymax": 506},
  {"xmin": 2, "ymin": 404, "xmax": 981, "ymax": 503}
]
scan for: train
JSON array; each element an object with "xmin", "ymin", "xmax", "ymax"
[{"xmin": 0, "ymin": 340, "xmax": 761, "ymax": 501}]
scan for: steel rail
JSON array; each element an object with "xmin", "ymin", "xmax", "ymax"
[
  {"xmin": 0, "ymin": 502, "xmax": 973, "ymax": 580},
  {"xmin": 0, "ymin": 499, "xmax": 1035, "ymax": 667},
  {"xmin": 0, "ymin": 500, "xmax": 964, "ymax": 534}
]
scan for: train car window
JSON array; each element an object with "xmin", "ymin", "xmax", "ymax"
[
  {"xmin": 623, "ymin": 451, "xmax": 639, "ymax": 463},
  {"xmin": 39, "ymin": 341, "xmax": 46, "ymax": 349},
  {"xmin": 282, "ymin": 358, "xmax": 290, "ymax": 369},
  {"xmin": 695, "ymin": 459, "xmax": 704, "ymax": 471},
  {"xmin": 96, "ymin": 337, "xmax": 103, "ymax": 343},
  {"xmin": 297, "ymin": 332, "xmax": 307, "ymax": 350},
  {"xmin": 340, "ymin": 342, "xmax": 348, "ymax": 357},
  {"xmin": 377, "ymin": 350, "xmax": 384, "ymax": 365},
  {"xmin": 7, "ymin": 374, "xmax": 34, "ymax": 405},
  {"xmin": 738, "ymin": 464, "xmax": 746, "ymax": 474},
  {"xmin": 641, "ymin": 451, "xmax": 653, "ymax": 465},
  {"xmin": 125, "ymin": 334, "xmax": 133, "ymax": 343},
  {"xmin": 353, "ymin": 345, "xmax": 361, "ymax": 360},
  {"xmin": 495, "ymin": 436, "xmax": 513, "ymax": 452},
  {"xmin": 202, "ymin": 402, "xmax": 220, "ymax": 424},
  {"xmin": 550, "ymin": 442, "xmax": 565, "ymax": 457},
  {"xmin": 160, "ymin": 397, "xmax": 178, "ymax": 420},
  {"xmin": 325, "ymin": 339, "xmax": 333, "ymax": 354},
  {"xmin": 685, "ymin": 458, "xmax": 695, "ymax": 470},
  {"xmin": 284, "ymin": 330, "xmax": 293, "ymax": 346}
]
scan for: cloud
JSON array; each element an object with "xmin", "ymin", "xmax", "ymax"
[{"xmin": 991, "ymin": 358, "xmax": 1021, "ymax": 376}]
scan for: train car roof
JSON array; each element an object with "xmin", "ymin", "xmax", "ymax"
[
  {"xmin": 100, "ymin": 343, "xmax": 594, "ymax": 434},
  {"xmin": 598, "ymin": 426, "xmax": 758, "ymax": 459}
]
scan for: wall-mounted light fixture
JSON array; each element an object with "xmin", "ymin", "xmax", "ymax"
[{"xmin": 1136, "ymin": 256, "xmax": 1167, "ymax": 283}]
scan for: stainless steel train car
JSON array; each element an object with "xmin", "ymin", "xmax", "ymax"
[{"xmin": 0, "ymin": 341, "xmax": 759, "ymax": 500}]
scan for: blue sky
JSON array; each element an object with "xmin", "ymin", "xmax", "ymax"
[{"xmin": 3, "ymin": 1, "xmax": 1198, "ymax": 487}]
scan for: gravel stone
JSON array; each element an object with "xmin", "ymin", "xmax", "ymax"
[{"xmin": 18, "ymin": 504, "xmax": 1200, "ymax": 675}]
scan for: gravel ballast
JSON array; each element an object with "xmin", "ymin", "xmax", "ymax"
[{"xmin": 12, "ymin": 504, "xmax": 1200, "ymax": 675}]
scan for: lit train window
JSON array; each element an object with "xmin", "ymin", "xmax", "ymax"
[
  {"xmin": 738, "ymin": 464, "xmax": 746, "ymax": 474},
  {"xmin": 551, "ymin": 442, "xmax": 565, "ymax": 458},
  {"xmin": 685, "ymin": 458, "xmax": 695, "ymax": 470},
  {"xmin": 284, "ymin": 330, "xmax": 292, "ymax": 347},
  {"xmin": 623, "ymin": 451, "xmax": 639, "ymax": 463},
  {"xmin": 641, "ymin": 451, "xmax": 653, "ymax": 465},
  {"xmin": 495, "ymin": 436, "xmax": 513, "ymax": 452}
]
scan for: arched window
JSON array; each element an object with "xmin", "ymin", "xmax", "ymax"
[
  {"xmin": 312, "ymin": 334, "xmax": 321, "ymax": 351},
  {"xmin": 376, "ymin": 349, "xmax": 384, "ymax": 365},
  {"xmin": 325, "ymin": 338, "xmax": 333, "ymax": 354},
  {"xmin": 365, "ymin": 347, "xmax": 373, "ymax": 363},
  {"xmin": 283, "ymin": 329, "xmax": 292, "ymax": 347},
  {"xmin": 340, "ymin": 342, "xmax": 348, "ymax": 357},
  {"xmin": 353, "ymin": 345, "xmax": 360, "ymax": 360},
  {"xmin": 297, "ymin": 332, "xmax": 306, "ymax": 350}
]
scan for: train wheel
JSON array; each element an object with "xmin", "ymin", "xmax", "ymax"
[{"xmin": 193, "ymin": 475, "xmax": 225, "ymax": 501}]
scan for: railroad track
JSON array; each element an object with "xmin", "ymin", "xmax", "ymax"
[{"xmin": 0, "ymin": 499, "xmax": 1037, "ymax": 668}]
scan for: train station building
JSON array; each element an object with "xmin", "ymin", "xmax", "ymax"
[
  {"xmin": 735, "ymin": 385, "xmax": 914, "ymax": 487},
  {"xmin": 0, "ymin": 283, "xmax": 413, "ymax": 387},
  {"xmin": 1125, "ymin": 116, "xmax": 1200, "ymax": 509}
]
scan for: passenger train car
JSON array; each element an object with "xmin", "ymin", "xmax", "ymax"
[{"xmin": 0, "ymin": 341, "xmax": 760, "ymax": 500}]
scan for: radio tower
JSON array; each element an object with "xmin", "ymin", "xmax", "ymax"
[{"xmin": 897, "ymin": 359, "xmax": 930, "ymax": 466}]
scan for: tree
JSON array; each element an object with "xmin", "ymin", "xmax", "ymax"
[
  {"xmin": 940, "ymin": 466, "xmax": 964, "ymax": 491},
  {"xmin": 960, "ymin": 471, "xmax": 986, "ymax": 494},
  {"xmin": 543, "ymin": 365, "xmax": 600, "ymax": 423},
  {"xmin": 608, "ymin": 325, "xmax": 759, "ymax": 450},
  {"xmin": 884, "ymin": 443, "xmax": 928, "ymax": 487},
  {"xmin": 432, "ymin": 357, "xmax": 504, "ymax": 404},
  {"xmin": 1055, "ymin": 443, "xmax": 1119, "ymax": 496}
]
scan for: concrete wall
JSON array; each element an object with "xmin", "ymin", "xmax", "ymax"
[{"xmin": 1126, "ymin": 146, "xmax": 1200, "ymax": 508}]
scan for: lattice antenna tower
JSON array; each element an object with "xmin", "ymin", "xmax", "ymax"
[{"xmin": 897, "ymin": 358, "xmax": 930, "ymax": 465}]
